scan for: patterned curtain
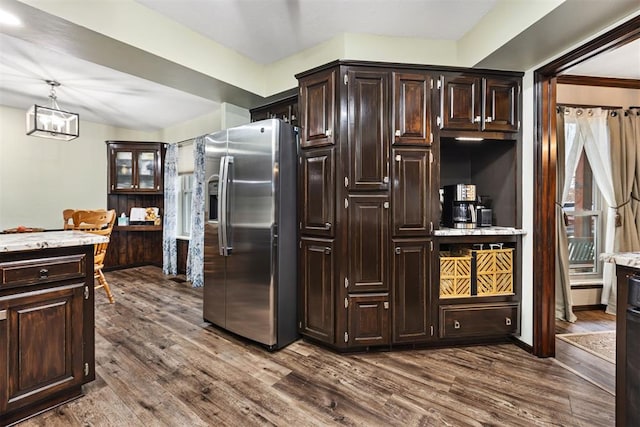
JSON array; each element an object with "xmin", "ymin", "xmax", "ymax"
[
  {"xmin": 162, "ymin": 143, "xmax": 178, "ymax": 275},
  {"xmin": 186, "ymin": 136, "xmax": 206, "ymax": 287}
]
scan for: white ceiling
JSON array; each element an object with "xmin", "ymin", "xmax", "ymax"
[{"xmin": 0, "ymin": 0, "xmax": 638, "ymax": 132}]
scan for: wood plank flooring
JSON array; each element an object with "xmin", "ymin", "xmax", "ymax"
[{"xmin": 21, "ymin": 266, "xmax": 614, "ymax": 426}]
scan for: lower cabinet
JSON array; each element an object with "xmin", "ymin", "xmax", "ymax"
[
  {"xmin": 299, "ymin": 238, "xmax": 335, "ymax": 342},
  {"xmin": 392, "ymin": 239, "xmax": 432, "ymax": 343},
  {"xmin": 347, "ymin": 293, "xmax": 390, "ymax": 347}
]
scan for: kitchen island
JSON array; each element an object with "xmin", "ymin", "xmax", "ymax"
[
  {"xmin": 0, "ymin": 231, "xmax": 107, "ymax": 426},
  {"xmin": 601, "ymin": 252, "xmax": 640, "ymax": 427}
]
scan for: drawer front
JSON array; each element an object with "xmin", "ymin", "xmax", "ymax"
[
  {"xmin": 439, "ymin": 302, "xmax": 518, "ymax": 338},
  {"xmin": 0, "ymin": 255, "xmax": 87, "ymax": 288}
]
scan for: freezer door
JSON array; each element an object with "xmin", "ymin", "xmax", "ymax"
[
  {"xmin": 224, "ymin": 120, "xmax": 277, "ymax": 346},
  {"xmin": 203, "ymin": 131, "xmax": 228, "ymax": 327}
]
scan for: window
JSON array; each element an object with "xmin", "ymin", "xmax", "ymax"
[
  {"xmin": 563, "ymin": 150, "xmax": 603, "ymax": 279},
  {"xmin": 177, "ymin": 174, "xmax": 193, "ymax": 237}
]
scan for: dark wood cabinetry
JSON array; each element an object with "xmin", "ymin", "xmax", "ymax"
[
  {"xmin": 250, "ymin": 94, "xmax": 298, "ymax": 126},
  {"xmin": 105, "ymin": 141, "xmax": 166, "ymax": 270},
  {"xmin": 439, "ymin": 73, "xmax": 520, "ymax": 134},
  {"xmin": 296, "ymin": 60, "xmax": 522, "ymax": 351},
  {"xmin": 0, "ymin": 245, "xmax": 94, "ymax": 426}
]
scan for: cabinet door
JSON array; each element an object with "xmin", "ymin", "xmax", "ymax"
[
  {"xmin": 300, "ymin": 148, "xmax": 335, "ymax": 237},
  {"xmin": 111, "ymin": 148, "xmax": 134, "ymax": 192},
  {"xmin": 299, "ymin": 238, "xmax": 335, "ymax": 343},
  {"xmin": 299, "ymin": 69, "xmax": 335, "ymax": 148},
  {"xmin": 440, "ymin": 74, "xmax": 481, "ymax": 131},
  {"xmin": 347, "ymin": 195, "xmax": 389, "ymax": 292},
  {"xmin": 136, "ymin": 149, "xmax": 161, "ymax": 192},
  {"xmin": 393, "ymin": 72, "xmax": 433, "ymax": 145},
  {"xmin": 347, "ymin": 293, "xmax": 390, "ymax": 347},
  {"xmin": 392, "ymin": 148, "xmax": 433, "ymax": 236},
  {"xmin": 347, "ymin": 69, "xmax": 390, "ymax": 190},
  {"xmin": 483, "ymin": 77, "xmax": 520, "ymax": 132},
  {"xmin": 392, "ymin": 239, "xmax": 431, "ymax": 343},
  {"xmin": 0, "ymin": 283, "xmax": 85, "ymax": 414}
]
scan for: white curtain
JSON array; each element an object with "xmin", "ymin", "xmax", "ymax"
[
  {"xmin": 563, "ymin": 108, "xmax": 617, "ymax": 311},
  {"xmin": 186, "ymin": 136, "xmax": 206, "ymax": 288},
  {"xmin": 162, "ymin": 143, "xmax": 178, "ymax": 275}
]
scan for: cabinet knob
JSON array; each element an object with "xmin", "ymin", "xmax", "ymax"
[
  {"xmin": 505, "ymin": 317, "xmax": 512, "ymax": 326},
  {"xmin": 39, "ymin": 268, "xmax": 49, "ymax": 279},
  {"xmin": 324, "ymin": 247, "xmax": 332, "ymax": 255},
  {"xmin": 324, "ymin": 222, "xmax": 332, "ymax": 229},
  {"xmin": 383, "ymin": 201, "xmax": 389, "ymax": 209},
  {"xmin": 485, "ymin": 116, "xmax": 493, "ymax": 123},
  {"xmin": 395, "ymin": 154, "xmax": 401, "ymax": 162},
  {"xmin": 383, "ymin": 301, "xmax": 389, "ymax": 309},
  {"xmin": 395, "ymin": 130, "xmax": 401, "ymax": 137},
  {"xmin": 383, "ymin": 176, "xmax": 389, "ymax": 184},
  {"xmin": 474, "ymin": 116, "xmax": 481, "ymax": 123},
  {"xmin": 325, "ymin": 129, "xmax": 332, "ymax": 137},
  {"xmin": 454, "ymin": 320, "xmax": 461, "ymax": 329},
  {"xmin": 395, "ymin": 247, "xmax": 401, "ymax": 255}
]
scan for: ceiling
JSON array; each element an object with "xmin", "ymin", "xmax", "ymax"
[{"xmin": 0, "ymin": 0, "xmax": 638, "ymax": 132}]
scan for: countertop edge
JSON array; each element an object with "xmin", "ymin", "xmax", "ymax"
[
  {"xmin": 0, "ymin": 231, "xmax": 108, "ymax": 253},
  {"xmin": 600, "ymin": 252, "xmax": 640, "ymax": 269}
]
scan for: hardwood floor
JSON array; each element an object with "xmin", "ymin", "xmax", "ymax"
[
  {"xmin": 554, "ymin": 310, "xmax": 617, "ymax": 397},
  {"xmin": 21, "ymin": 266, "xmax": 614, "ymax": 426}
]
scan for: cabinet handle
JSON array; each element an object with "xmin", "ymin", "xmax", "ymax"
[
  {"xmin": 454, "ymin": 320, "xmax": 461, "ymax": 329},
  {"xmin": 325, "ymin": 129, "xmax": 332, "ymax": 137},
  {"xmin": 383, "ymin": 301, "xmax": 389, "ymax": 309},
  {"xmin": 473, "ymin": 116, "xmax": 481, "ymax": 123},
  {"xmin": 395, "ymin": 154, "xmax": 401, "ymax": 162},
  {"xmin": 395, "ymin": 130, "xmax": 401, "ymax": 137},
  {"xmin": 383, "ymin": 176, "xmax": 389, "ymax": 184},
  {"xmin": 39, "ymin": 268, "xmax": 49, "ymax": 279},
  {"xmin": 485, "ymin": 116, "xmax": 493, "ymax": 123},
  {"xmin": 383, "ymin": 201, "xmax": 389, "ymax": 209},
  {"xmin": 324, "ymin": 222, "xmax": 332, "ymax": 229},
  {"xmin": 395, "ymin": 247, "xmax": 401, "ymax": 255},
  {"xmin": 0, "ymin": 310, "xmax": 6, "ymax": 321},
  {"xmin": 505, "ymin": 317, "xmax": 512, "ymax": 326},
  {"xmin": 324, "ymin": 247, "xmax": 331, "ymax": 255}
]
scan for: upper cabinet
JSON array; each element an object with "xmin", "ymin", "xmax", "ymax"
[
  {"xmin": 106, "ymin": 142, "xmax": 165, "ymax": 194},
  {"xmin": 299, "ymin": 69, "xmax": 336, "ymax": 148},
  {"xmin": 250, "ymin": 95, "xmax": 299, "ymax": 126},
  {"xmin": 439, "ymin": 73, "xmax": 520, "ymax": 134},
  {"xmin": 392, "ymin": 72, "xmax": 434, "ymax": 145}
]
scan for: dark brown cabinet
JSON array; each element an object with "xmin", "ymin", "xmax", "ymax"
[
  {"xmin": 0, "ymin": 246, "xmax": 94, "ymax": 426},
  {"xmin": 299, "ymin": 69, "xmax": 336, "ymax": 148},
  {"xmin": 393, "ymin": 72, "xmax": 434, "ymax": 145},
  {"xmin": 439, "ymin": 302, "xmax": 519, "ymax": 338},
  {"xmin": 347, "ymin": 293, "xmax": 390, "ymax": 347},
  {"xmin": 107, "ymin": 142, "xmax": 164, "ymax": 194},
  {"xmin": 296, "ymin": 60, "xmax": 522, "ymax": 351},
  {"xmin": 439, "ymin": 74, "xmax": 519, "ymax": 133},
  {"xmin": 300, "ymin": 148, "xmax": 335, "ymax": 237},
  {"xmin": 392, "ymin": 148, "xmax": 433, "ymax": 236},
  {"xmin": 347, "ymin": 69, "xmax": 390, "ymax": 191},
  {"xmin": 347, "ymin": 194, "xmax": 389, "ymax": 293},
  {"xmin": 105, "ymin": 141, "xmax": 166, "ymax": 270},
  {"xmin": 299, "ymin": 238, "xmax": 335, "ymax": 342},
  {"xmin": 250, "ymin": 95, "xmax": 298, "ymax": 126},
  {"xmin": 392, "ymin": 239, "xmax": 432, "ymax": 343}
]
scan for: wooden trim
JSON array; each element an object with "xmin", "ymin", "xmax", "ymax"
[
  {"xmin": 511, "ymin": 336, "xmax": 534, "ymax": 354},
  {"xmin": 572, "ymin": 304, "xmax": 606, "ymax": 312},
  {"xmin": 571, "ymin": 283, "xmax": 603, "ymax": 290},
  {"xmin": 533, "ymin": 15, "xmax": 640, "ymax": 358},
  {"xmin": 557, "ymin": 75, "xmax": 640, "ymax": 89}
]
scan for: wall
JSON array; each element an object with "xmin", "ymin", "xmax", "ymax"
[{"xmin": 557, "ymin": 85, "xmax": 640, "ymax": 108}]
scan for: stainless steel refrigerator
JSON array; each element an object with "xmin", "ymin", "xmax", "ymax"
[{"xmin": 202, "ymin": 119, "xmax": 298, "ymax": 350}]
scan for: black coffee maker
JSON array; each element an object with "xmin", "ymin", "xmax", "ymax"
[{"xmin": 442, "ymin": 184, "xmax": 477, "ymax": 229}]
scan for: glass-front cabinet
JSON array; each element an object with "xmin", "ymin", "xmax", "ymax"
[{"xmin": 107, "ymin": 142, "xmax": 164, "ymax": 194}]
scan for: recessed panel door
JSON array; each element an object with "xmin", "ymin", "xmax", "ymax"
[
  {"xmin": 300, "ymin": 147, "xmax": 335, "ymax": 237},
  {"xmin": 440, "ymin": 74, "xmax": 481, "ymax": 131},
  {"xmin": 300, "ymin": 69, "xmax": 336, "ymax": 148},
  {"xmin": 393, "ymin": 72, "xmax": 433, "ymax": 145},
  {"xmin": 300, "ymin": 238, "xmax": 334, "ymax": 343},
  {"xmin": 392, "ymin": 148, "xmax": 432, "ymax": 236},
  {"xmin": 484, "ymin": 77, "xmax": 520, "ymax": 132}
]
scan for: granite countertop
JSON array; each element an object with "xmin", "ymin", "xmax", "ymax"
[
  {"xmin": 600, "ymin": 252, "xmax": 640, "ymax": 269},
  {"xmin": 0, "ymin": 230, "xmax": 108, "ymax": 253},
  {"xmin": 434, "ymin": 226, "xmax": 527, "ymax": 237}
]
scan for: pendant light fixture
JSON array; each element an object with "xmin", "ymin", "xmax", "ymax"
[{"xmin": 26, "ymin": 80, "xmax": 79, "ymax": 141}]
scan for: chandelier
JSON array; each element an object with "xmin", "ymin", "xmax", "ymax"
[{"xmin": 26, "ymin": 80, "xmax": 79, "ymax": 141}]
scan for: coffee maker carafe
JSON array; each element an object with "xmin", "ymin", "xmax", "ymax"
[{"xmin": 442, "ymin": 184, "xmax": 477, "ymax": 229}]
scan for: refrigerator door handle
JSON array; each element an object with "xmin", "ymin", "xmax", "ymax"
[
  {"xmin": 224, "ymin": 156, "xmax": 234, "ymax": 255},
  {"xmin": 218, "ymin": 156, "xmax": 229, "ymax": 256}
]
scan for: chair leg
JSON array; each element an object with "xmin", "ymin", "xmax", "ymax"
[{"xmin": 96, "ymin": 268, "xmax": 115, "ymax": 304}]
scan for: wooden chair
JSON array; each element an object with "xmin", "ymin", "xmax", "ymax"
[
  {"xmin": 71, "ymin": 209, "xmax": 117, "ymax": 304},
  {"xmin": 63, "ymin": 209, "xmax": 76, "ymax": 230}
]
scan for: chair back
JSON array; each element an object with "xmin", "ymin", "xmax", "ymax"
[
  {"xmin": 72, "ymin": 209, "xmax": 116, "ymax": 267},
  {"xmin": 63, "ymin": 209, "xmax": 76, "ymax": 230}
]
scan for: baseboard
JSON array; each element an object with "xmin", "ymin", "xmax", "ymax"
[
  {"xmin": 510, "ymin": 336, "xmax": 534, "ymax": 354},
  {"xmin": 572, "ymin": 304, "xmax": 607, "ymax": 312},
  {"xmin": 571, "ymin": 283, "xmax": 603, "ymax": 290}
]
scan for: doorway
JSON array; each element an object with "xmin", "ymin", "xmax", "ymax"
[{"xmin": 533, "ymin": 16, "xmax": 640, "ymax": 358}]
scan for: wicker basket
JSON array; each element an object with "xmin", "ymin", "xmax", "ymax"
[
  {"xmin": 466, "ymin": 248, "xmax": 514, "ymax": 296},
  {"xmin": 439, "ymin": 251, "xmax": 472, "ymax": 298}
]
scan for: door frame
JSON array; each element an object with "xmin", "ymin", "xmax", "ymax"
[{"xmin": 532, "ymin": 15, "xmax": 640, "ymax": 357}]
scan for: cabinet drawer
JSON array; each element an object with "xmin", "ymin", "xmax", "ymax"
[
  {"xmin": 0, "ymin": 254, "xmax": 87, "ymax": 288},
  {"xmin": 439, "ymin": 302, "xmax": 518, "ymax": 338}
]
